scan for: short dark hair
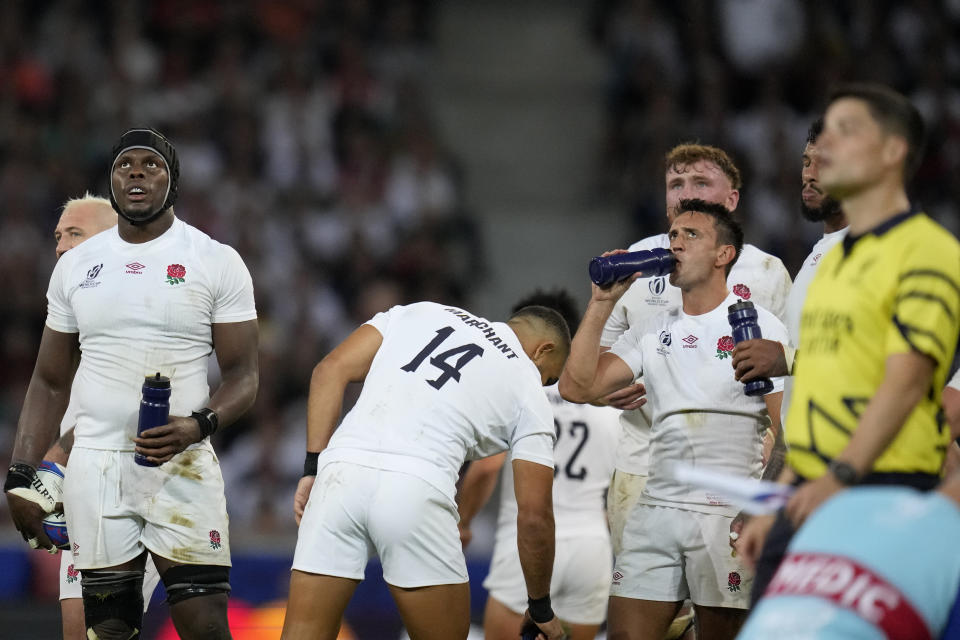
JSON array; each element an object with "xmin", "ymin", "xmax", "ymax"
[
  {"xmin": 511, "ymin": 289, "xmax": 581, "ymax": 334},
  {"xmin": 509, "ymin": 305, "xmax": 571, "ymax": 353},
  {"xmin": 828, "ymin": 83, "xmax": 926, "ymax": 179},
  {"xmin": 806, "ymin": 117, "xmax": 824, "ymax": 145},
  {"xmin": 675, "ymin": 198, "xmax": 744, "ymax": 275}
]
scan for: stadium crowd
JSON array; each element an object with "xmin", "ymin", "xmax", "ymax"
[
  {"xmin": 0, "ymin": 0, "xmax": 484, "ymax": 534},
  {"xmin": 590, "ymin": 0, "xmax": 960, "ymax": 271},
  {"xmin": 2, "ymin": 2, "xmax": 960, "ymax": 639}
]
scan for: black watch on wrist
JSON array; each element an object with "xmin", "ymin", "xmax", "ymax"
[{"xmin": 827, "ymin": 460, "xmax": 860, "ymax": 486}]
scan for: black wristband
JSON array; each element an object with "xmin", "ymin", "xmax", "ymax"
[
  {"xmin": 191, "ymin": 408, "xmax": 219, "ymax": 439},
  {"xmin": 527, "ymin": 595, "xmax": 554, "ymax": 624},
  {"xmin": 4, "ymin": 463, "xmax": 37, "ymax": 493},
  {"xmin": 303, "ymin": 452, "xmax": 320, "ymax": 477}
]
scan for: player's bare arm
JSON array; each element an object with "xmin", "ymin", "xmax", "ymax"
[
  {"xmin": 293, "ymin": 323, "xmax": 383, "ymax": 524},
  {"xmin": 598, "ymin": 342, "xmax": 647, "ymax": 410},
  {"xmin": 944, "ymin": 386, "xmax": 960, "ymax": 440},
  {"xmin": 40, "ymin": 348, "xmax": 82, "ymax": 466},
  {"xmin": 731, "ymin": 338, "xmax": 790, "ymax": 381},
  {"xmin": 735, "ymin": 465, "xmax": 796, "ymax": 565},
  {"xmin": 455, "ymin": 452, "xmax": 507, "ymax": 548},
  {"xmin": 513, "ymin": 458, "xmax": 566, "ymax": 640},
  {"xmin": 134, "ymin": 318, "xmax": 259, "ymax": 464},
  {"xmin": 558, "ymin": 258, "xmax": 639, "ymax": 404},
  {"xmin": 42, "ymin": 428, "xmax": 73, "ymax": 466},
  {"xmin": 786, "ymin": 351, "xmax": 935, "ymax": 526},
  {"xmin": 5, "ymin": 327, "xmax": 79, "ymax": 550}
]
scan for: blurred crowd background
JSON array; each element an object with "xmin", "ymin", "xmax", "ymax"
[{"xmin": 1, "ymin": 0, "xmax": 959, "ymax": 635}]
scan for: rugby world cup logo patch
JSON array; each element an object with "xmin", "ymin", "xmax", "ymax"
[
  {"xmin": 209, "ymin": 529, "xmax": 222, "ymax": 550},
  {"xmin": 649, "ymin": 277, "xmax": 666, "ymax": 296},
  {"xmin": 166, "ymin": 264, "xmax": 186, "ymax": 285},
  {"xmin": 80, "ymin": 263, "xmax": 103, "ymax": 289}
]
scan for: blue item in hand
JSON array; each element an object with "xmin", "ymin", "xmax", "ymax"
[
  {"xmin": 135, "ymin": 373, "xmax": 171, "ymax": 467},
  {"xmin": 589, "ymin": 248, "xmax": 676, "ymax": 286},
  {"xmin": 727, "ymin": 301, "xmax": 774, "ymax": 397}
]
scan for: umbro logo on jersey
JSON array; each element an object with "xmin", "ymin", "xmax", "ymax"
[
  {"xmin": 681, "ymin": 335, "xmax": 698, "ymax": 348},
  {"xmin": 125, "ymin": 262, "xmax": 145, "ymax": 274},
  {"xmin": 612, "ymin": 570, "xmax": 624, "ymax": 586},
  {"xmin": 80, "ymin": 263, "xmax": 103, "ymax": 289},
  {"xmin": 810, "ymin": 253, "xmax": 822, "ymax": 266}
]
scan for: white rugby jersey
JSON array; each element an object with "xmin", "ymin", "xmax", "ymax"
[
  {"xmin": 320, "ymin": 302, "xmax": 556, "ymax": 507},
  {"xmin": 780, "ymin": 227, "xmax": 848, "ymax": 421},
  {"xmin": 494, "ymin": 385, "xmax": 619, "ymax": 540},
  {"xmin": 949, "ymin": 368, "xmax": 960, "ymax": 392},
  {"xmin": 609, "ymin": 292, "xmax": 788, "ymax": 515},
  {"xmin": 45, "ymin": 218, "xmax": 257, "ymax": 450},
  {"xmin": 601, "ymin": 233, "xmax": 792, "ymax": 476}
]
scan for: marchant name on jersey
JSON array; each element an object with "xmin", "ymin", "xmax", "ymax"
[{"xmin": 443, "ymin": 308, "xmax": 518, "ymax": 359}]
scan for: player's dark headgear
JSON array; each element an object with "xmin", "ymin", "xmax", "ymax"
[{"xmin": 109, "ymin": 127, "xmax": 179, "ymax": 225}]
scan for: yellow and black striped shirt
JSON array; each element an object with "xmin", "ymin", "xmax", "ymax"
[{"xmin": 786, "ymin": 211, "xmax": 960, "ymax": 479}]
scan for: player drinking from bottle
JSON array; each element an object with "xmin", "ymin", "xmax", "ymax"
[{"xmin": 560, "ymin": 199, "xmax": 788, "ymax": 640}]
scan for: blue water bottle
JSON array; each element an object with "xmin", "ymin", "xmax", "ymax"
[
  {"xmin": 727, "ymin": 301, "xmax": 774, "ymax": 397},
  {"xmin": 589, "ymin": 248, "xmax": 676, "ymax": 286},
  {"xmin": 135, "ymin": 373, "xmax": 171, "ymax": 467}
]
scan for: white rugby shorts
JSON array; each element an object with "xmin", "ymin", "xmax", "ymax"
[
  {"xmin": 293, "ymin": 462, "xmax": 468, "ymax": 588},
  {"xmin": 483, "ymin": 532, "xmax": 612, "ymax": 625},
  {"xmin": 611, "ymin": 503, "xmax": 751, "ymax": 608},
  {"xmin": 606, "ymin": 470, "xmax": 648, "ymax": 557},
  {"xmin": 63, "ymin": 447, "xmax": 231, "ymax": 570},
  {"xmin": 59, "ymin": 551, "xmax": 162, "ymax": 611}
]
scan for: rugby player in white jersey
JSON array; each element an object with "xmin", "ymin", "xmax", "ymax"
[
  {"xmin": 560, "ymin": 199, "xmax": 788, "ymax": 640},
  {"xmin": 602, "ymin": 144, "xmax": 792, "ymax": 562},
  {"xmin": 41, "ymin": 194, "xmax": 163, "ymax": 639},
  {"xmin": 4, "ymin": 128, "xmax": 259, "ymax": 640},
  {"xmin": 456, "ymin": 290, "xmax": 619, "ymax": 640},
  {"xmin": 282, "ymin": 303, "xmax": 571, "ymax": 640}
]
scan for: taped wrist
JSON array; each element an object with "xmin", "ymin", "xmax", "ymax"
[
  {"xmin": 527, "ymin": 594, "xmax": 554, "ymax": 624},
  {"xmin": 784, "ymin": 345, "xmax": 797, "ymax": 375},
  {"xmin": 191, "ymin": 408, "xmax": 219, "ymax": 439},
  {"xmin": 303, "ymin": 452, "xmax": 320, "ymax": 477},
  {"xmin": 4, "ymin": 463, "xmax": 57, "ymax": 512},
  {"xmin": 4, "ymin": 463, "xmax": 35, "ymax": 492}
]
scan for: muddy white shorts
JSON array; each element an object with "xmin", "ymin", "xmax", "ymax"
[
  {"xmin": 611, "ymin": 503, "xmax": 751, "ymax": 608},
  {"xmin": 483, "ymin": 532, "xmax": 612, "ymax": 625},
  {"xmin": 293, "ymin": 462, "xmax": 468, "ymax": 588},
  {"xmin": 63, "ymin": 447, "xmax": 231, "ymax": 570},
  {"xmin": 606, "ymin": 470, "xmax": 648, "ymax": 556},
  {"xmin": 59, "ymin": 551, "xmax": 162, "ymax": 610}
]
